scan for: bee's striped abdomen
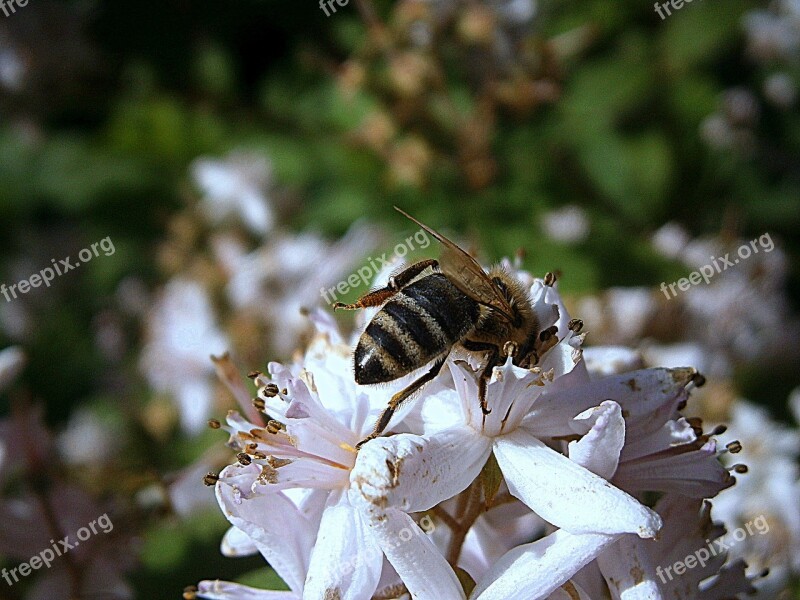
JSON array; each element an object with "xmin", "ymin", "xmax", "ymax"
[{"xmin": 354, "ymin": 273, "xmax": 479, "ymax": 384}]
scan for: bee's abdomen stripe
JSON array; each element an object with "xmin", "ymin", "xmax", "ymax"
[
  {"xmin": 383, "ymin": 300, "xmax": 444, "ymax": 348},
  {"xmin": 402, "ymin": 274, "xmax": 477, "ymax": 340},
  {"xmin": 365, "ymin": 319, "xmax": 417, "ymax": 370}
]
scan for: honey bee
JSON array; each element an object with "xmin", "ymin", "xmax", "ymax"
[{"xmin": 335, "ymin": 208, "xmax": 553, "ymax": 448}]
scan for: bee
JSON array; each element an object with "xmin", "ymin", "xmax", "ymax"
[{"xmin": 335, "ymin": 208, "xmax": 554, "ymax": 448}]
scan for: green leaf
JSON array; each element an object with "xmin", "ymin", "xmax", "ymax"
[{"xmin": 480, "ymin": 452, "xmax": 503, "ymax": 508}]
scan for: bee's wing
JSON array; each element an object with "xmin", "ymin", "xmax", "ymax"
[{"xmin": 394, "ymin": 207, "xmax": 515, "ymax": 322}]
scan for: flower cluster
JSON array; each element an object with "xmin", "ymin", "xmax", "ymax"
[{"xmin": 189, "ymin": 266, "xmax": 755, "ymax": 600}]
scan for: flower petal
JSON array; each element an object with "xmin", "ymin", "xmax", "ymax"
[
  {"xmin": 596, "ymin": 536, "xmax": 664, "ymax": 600},
  {"xmin": 303, "ymin": 491, "xmax": 382, "ymax": 600},
  {"xmin": 525, "ymin": 368, "xmax": 693, "ymax": 438},
  {"xmin": 347, "ymin": 501, "xmax": 465, "ymax": 600},
  {"xmin": 472, "ymin": 529, "xmax": 617, "ymax": 600},
  {"xmin": 568, "ymin": 401, "xmax": 625, "ymax": 480},
  {"xmin": 350, "ymin": 427, "xmax": 492, "ymax": 512},
  {"xmin": 221, "ymin": 526, "xmax": 258, "ymax": 557},
  {"xmin": 216, "ymin": 464, "xmax": 315, "ymax": 593},
  {"xmin": 494, "ymin": 429, "xmax": 662, "ymax": 537}
]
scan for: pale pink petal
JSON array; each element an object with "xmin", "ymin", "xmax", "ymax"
[
  {"xmin": 472, "ymin": 529, "xmax": 617, "ymax": 600},
  {"xmin": 525, "ymin": 368, "xmax": 694, "ymax": 438},
  {"xmin": 216, "ymin": 464, "xmax": 315, "ymax": 593},
  {"xmin": 494, "ymin": 429, "xmax": 662, "ymax": 537},
  {"xmin": 303, "ymin": 491, "xmax": 382, "ymax": 600},
  {"xmin": 613, "ymin": 440, "xmax": 733, "ymax": 498},
  {"xmin": 568, "ymin": 401, "xmax": 625, "ymax": 480}
]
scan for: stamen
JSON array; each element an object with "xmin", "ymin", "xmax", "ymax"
[
  {"xmin": 247, "ymin": 370, "xmax": 262, "ymax": 380},
  {"xmin": 207, "ymin": 418, "xmax": 221, "ymax": 429},
  {"xmin": 252, "ymin": 397, "xmax": 266, "ymax": 412},
  {"xmin": 262, "ymin": 383, "xmax": 280, "ymax": 397},
  {"xmin": 544, "ymin": 272, "xmax": 557, "ymax": 286},
  {"xmin": 237, "ymin": 452, "xmax": 252, "ymax": 466},
  {"xmin": 183, "ymin": 585, "xmax": 198, "ymax": 599},
  {"xmin": 691, "ymin": 372, "xmax": 707, "ymax": 387},
  {"xmin": 726, "ymin": 440, "xmax": 742, "ymax": 453},
  {"xmin": 567, "ymin": 318, "xmax": 584, "ymax": 333},
  {"xmin": 712, "ymin": 424, "xmax": 727, "ymax": 435},
  {"xmin": 203, "ymin": 472, "xmax": 219, "ymax": 486},
  {"xmin": 731, "ymin": 464, "xmax": 748, "ymax": 474},
  {"xmin": 267, "ymin": 420, "xmax": 286, "ymax": 434}
]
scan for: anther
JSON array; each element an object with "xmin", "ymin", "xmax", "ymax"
[
  {"xmin": 726, "ymin": 440, "xmax": 742, "ymax": 453},
  {"xmin": 539, "ymin": 325, "xmax": 558, "ymax": 342},
  {"xmin": 732, "ymin": 464, "xmax": 748, "ymax": 474},
  {"xmin": 237, "ymin": 452, "xmax": 252, "ymax": 465},
  {"xmin": 712, "ymin": 424, "xmax": 727, "ymax": 435},
  {"xmin": 544, "ymin": 272, "xmax": 557, "ymax": 286},
  {"xmin": 267, "ymin": 420, "xmax": 285, "ymax": 434},
  {"xmin": 568, "ymin": 319, "xmax": 584, "ymax": 333},
  {"xmin": 262, "ymin": 383, "xmax": 279, "ymax": 397},
  {"xmin": 207, "ymin": 419, "xmax": 221, "ymax": 429},
  {"xmin": 252, "ymin": 451, "xmax": 267, "ymax": 460},
  {"xmin": 692, "ymin": 373, "xmax": 707, "ymax": 387},
  {"xmin": 247, "ymin": 370, "xmax": 262, "ymax": 380},
  {"xmin": 183, "ymin": 586, "xmax": 198, "ymax": 599},
  {"xmin": 253, "ymin": 397, "xmax": 266, "ymax": 412},
  {"xmin": 203, "ymin": 472, "xmax": 219, "ymax": 486}
]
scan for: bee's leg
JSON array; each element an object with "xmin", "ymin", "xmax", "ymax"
[
  {"xmin": 333, "ymin": 259, "xmax": 438, "ymax": 311},
  {"xmin": 462, "ymin": 340, "xmax": 500, "ymax": 415},
  {"xmin": 356, "ymin": 357, "xmax": 446, "ymax": 449}
]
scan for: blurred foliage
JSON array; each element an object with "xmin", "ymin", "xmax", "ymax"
[{"xmin": 1, "ymin": 0, "xmax": 799, "ymax": 597}]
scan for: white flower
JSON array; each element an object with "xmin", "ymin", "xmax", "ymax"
[
  {"xmin": 710, "ymin": 398, "xmax": 800, "ymax": 593},
  {"xmin": 348, "ymin": 279, "xmax": 663, "ymax": 600},
  {"xmin": 191, "ymin": 151, "xmax": 274, "ymax": 235},
  {"xmin": 540, "ymin": 205, "xmax": 589, "ymax": 244},
  {"xmin": 140, "ymin": 279, "xmax": 229, "ymax": 433},
  {"xmin": 213, "ymin": 223, "xmax": 381, "ymax": 356},
  {"xmin": 197, "ymin": 322, "xmax": 422, "ymax": 600},
  {"xmin": 596, "ymin": 494, "xmax": 756, "ymax": 600}
]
